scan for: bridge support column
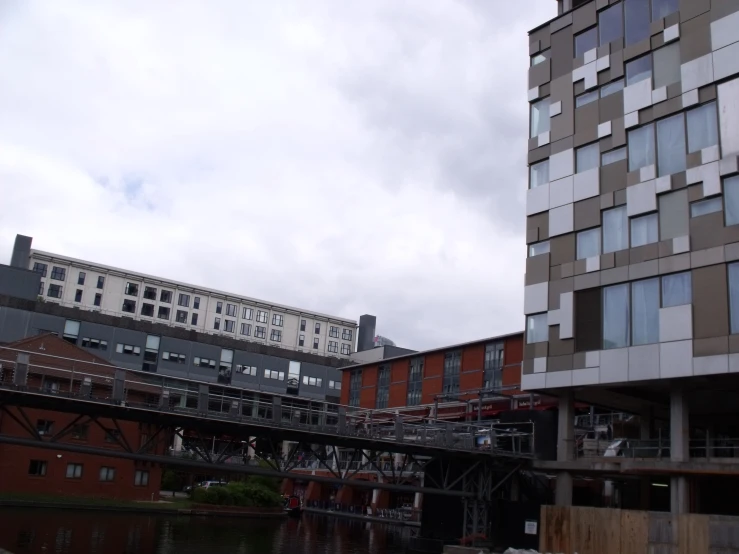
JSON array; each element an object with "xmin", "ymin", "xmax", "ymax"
[
  {"xmin": 281, "ymin": 478, "xmax": 295, "ymax": 496},
  {"xmin": 173, "ymin": 429, "xmax": 183, "ymax": 452},
  {"xmin": 555, "ymin": 391, "xmax": 575, "ymax": 507},
  {"xmin": 670, "ymin": 385, "xmax": 690, "ymax": 514},
  {"xmin": 371, "ymin": 477, "xmax": 389, "ymax": 512}
]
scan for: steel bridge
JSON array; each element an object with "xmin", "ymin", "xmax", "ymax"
[{"xmin": 0, "ymin": 345, "xmax": 539, "ymax": 538}]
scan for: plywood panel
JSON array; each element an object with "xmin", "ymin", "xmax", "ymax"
[
  {"xmin": 678, "ymin": 514, "xmax": 709, "ymax": 554},
  {"xmin": 540, "ymin": 505, "xmax": 571, "ymax": 554},
  {"xmin": 593, "ymin": 507, "xmax": 622, "ymax": 554},
  {"xmin": 621, "ymin": 510, "xmax": 648, "ymax": 554}
]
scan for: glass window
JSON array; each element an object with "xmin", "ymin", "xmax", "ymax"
[
  {"xmin": 626, "ymin": 55, "xmax": 652, "ymax": 85},
  {"xmin": 526, "ymin": 314, "xmax": 548, "ymax": 344},
  {"xmin": 603, "ymin": 284, "xmax": 630, "ymax": 349},
  {"xmin": 599, "ymin": 3, "xmax": 623, "ymax": 46},
  {"xmin": 662, "ymin": 272, "xmax": 692, "ymax": 307},
  {"xmin": 653, "ymin": 43, "xmax": 681, "ymax": 89},
  {"xmin": 530, "ymin": 159, "xmax": 549, "ymax": 188},
  {"xmin": 687, "ymin": 102, "xmax": 718, "ymax": 154},
  {"xmin": 600, "ymin": 79, "xmax": 625, "ymax": 98},
  {"xmin": 577, "ymin": 228, "xmax": 601, "ymax": 260},
  {"xmin": 690, "ymin": 197, "xmax": 722, "ymax": 217},
  {"xmin": 730, "ymin": 263, "xmax": 739, "ymax": 333},
  {"xmin": 725, "ymin": 176, "xmax": 739, "ymax": 226},
  {"xmin": 529, "ymin": 241, "xmax": 550, "ymax": 257},
  {"xmin": 577, "ymin": 143, "xmax": 600, "ymax": 173},
  {"xmin": 575, "ymin": 27, "xmax": 598, "ymax": 58},
  {"xmin": 603, "ymin": 206, "xmax": 629, "ymax": 253},
  {"xmin": 628, "ymin": 124, "xmax": 655, "ymax": 172},
  {"xmin": 652, "ymin": 0, "xmax": 678, "ymax": 20},
  {"xmin": 656, "ymin": 113, "xmax": 686, "ymax": 176},
  {"xmin": 530, "ymin": 97, "xmax": 551, "ymax": 138},
  {"xmin": 632, "ymin": 278, "xmax": 660, "ymax": 345},
  {"xmin": 631, "ymin": 213, "xmax": 659, "ymax": 247},
  {"xmin": 602, "ymin": 147, "xmax": 627, "ymax": 165},
  {"xmin": 576, "ymin": 90, "xmax": 599, "ymax": 108},
  {"xmin": 531, "ymin": 49, "xmax": 550, "ymax": 66},
  {"xmin": 625, "ymin": 0, "xmax": 650, "ymax": 46}
]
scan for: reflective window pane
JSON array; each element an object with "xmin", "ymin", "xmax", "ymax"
[
  {"xmin": 632, "ymin": 278, "xmax": 660, "ymax": 346},
  {"xmin": 577, "ymin": 143, "xmax": 600, "ymax": 173},
  {"xmin": 530, "ymin": 98, "xmax": 551, "ymax": 138},
  {"xmin": 628, "ymin": 124, "xmax": 655, "ymax": 172},
  {"xmin": 599, "ymin": 3, "xmax": 623, "ymax": 46},
  {"xmin": 662, "ymin": 272, "xmax": 691, "ymax": 308},
  {"xmin": 575, "ymin": 27, "xmax": 598, "ymax": 58},
  {"xmin": 652, "ymin": 0, "xmax": 678, "ymax": 21},
  {"xmin": 725, "ymin": 176, "xmax": 739, "ymax": 226},
  {"xmin": 530, "ymin": 159, "xmax": 549, "ymax": 188},
  {"xmin": 526, "ymin": 314, "xmax": 548, "ymax": 344},
  {"xmin": 601, "ymin": 79, "xmax": 625, "ymax": 97},
  {"xmin": 657, "ymin": 113, "xmax": 686, "ymax": 176},
  {"xmin": 602, "ymin": 147, "xmax": 627, "ymax": 166},
  {"xmin": 630, "ymin": 213, "xmax": 659, "ymax": 247},
  {"xmin": 603, "ymin": 206, "xmax": 629, "ymax": 254},
  {"xmin": 529, "ymin": 241, "xmax": 551, "ymax": 257},
  {"xmin": 531, "ymin": 49, "xmax": 550, "ymax": 66},
  {"xmin": 690, "ymin": 197, "xmax": 722, "ymax": 217},
  {"xmin": 653, "ymin": 43, "xmax": 681, "ymax": 88},
  {"xmin": 626, "ymin": 55, "xmax": 652, "ymax": 85},
  {"xmin": 577, "ymin": 228, "xmax": 601, "ymax": 260},
  {"xmin": 576, "ymin": 90, "xmax": 599, "ymax": 108},
  {"xmin": 729, "ymin": 263, "xmax": 739, "ymax": 334},
  {"xmin": 687, "ymin": 102, "xmax": 718, "ymax": 153},
  {"xmin": 625, "ymin": 0, "xmax": 650, "ymax": 46},
  {"xmin": 603, "ymin": 284, "xmax": 630, "ymax": 349}
]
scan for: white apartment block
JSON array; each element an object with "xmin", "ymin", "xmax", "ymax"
[{"xmin": 25, "ymin": 249, "xmax": 357, "ymax": 359}]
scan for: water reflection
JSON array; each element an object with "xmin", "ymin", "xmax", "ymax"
[{"xmin": 0, "ymin": 509, "xmax": 412, "ymax": 554}]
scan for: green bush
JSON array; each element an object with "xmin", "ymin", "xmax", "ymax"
[
  {"xmin": 191, "ymin": 482, "xmax": 281, "ymax": 508},
  {"xmin": 161, "ymin": 470, "xmax": 182, "ymax": 491}
]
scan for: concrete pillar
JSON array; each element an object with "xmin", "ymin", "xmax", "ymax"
[
  {"xmin": 413, "ymin": 491, "xmax": 423, "ymax": 509},
  {"xmin": 557, "ymin": 390, "xmax": 575, "ymax": 462},
  {"xmin": 671, "ymin": 476, "xmax": 689, "ymax": 514},
  {"xmin": 670, "ymin": 386, "xmax": 690, "ymax": 514},
  {"xmin": 555, "ymin": 472, "xmax": 573, "ymax": 506},
  {"xmin": 172, "ymin": 429, "xmax": 183, "ymax": 452},
  {"xmin": 247, "ymin": 436, "xmax": 255, "ymax": 459}
]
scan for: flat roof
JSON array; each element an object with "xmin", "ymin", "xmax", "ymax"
[
  {"xmin": 30, "ymin": 249, "xmax": 356, "ymax": 325},
  {"xmin": 341, "ymin": 330, "xmax": 524, "ymax": 370}
]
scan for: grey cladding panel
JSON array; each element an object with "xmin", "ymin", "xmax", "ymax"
[
  {"xmin": 262, "ymin": 355, "xmax": 289, "ymax": 371},
  {"xmin": 79, "ymin": 321, "xmax": 115, "ymax": 343},
  {"xmin": 0, "ymin": 265, "xmax": 41, "ymax": 300},
  {"xmin": 551, "ymin": 28, "xmax": 574, "ymax": 80},
  {"xmin": 29, "ymin": 313, "xmax": 65, "ymax": 335},
  {"xmin": 0, "ymin": 307, "xmax": 31, "ymax": 343}
]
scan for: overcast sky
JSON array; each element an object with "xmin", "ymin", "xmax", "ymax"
[{"xmin": 0, "ymin": 0, "xmax": 555, "ymax": 350}]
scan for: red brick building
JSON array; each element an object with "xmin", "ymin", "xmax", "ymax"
[
  {"xmin": 0, "ymin": 334, "xmax": 164, "ymax": 501},
  {"xmin": 340, "ymin": 332, "xmax": 555, "ymax": 416}
]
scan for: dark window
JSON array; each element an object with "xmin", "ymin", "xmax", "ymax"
[
  {"xmin": 442, "ymin": 352, "xmax": 461, "ymax": 394},
  {"xmin": 327, "ymin": 340, "xmax": 338, "ymax": 353},
  {"xmin": 141, "ymin": 303, "xmax": 154, "ymax": 317},
  {"xmin": 193, "ymin": 296, "xmax": 200, "ymax": 310},
  {"xmin": 71, "ymin": 424, "xmax": 89, "ymax": 440},
  {"xmin": 32, "ymin": 262, "xmax": 48, "ymax": 277},
  {"xmin": 176, "ymin": 310, "xmax": 187, "ymax": 323},
  {"xmin": 104, "ymin": 429, "xmax": 120, "ymax": 444},
  {"xmin": 66, "ymin": 463, "xmax": 83, "ymax": 479},
  {"xmin": 313, "ymin": 337, "xmax": 319, "ymax": 349},
  {"xmin": 329, "ymin": 326, "xmax": 339, "ymax": 338},
  {"xmin": 407, "ymin": 358, "xmax": 424, "ymax": 406},
  {"xmin": 47, "ymin": 284, "xmax": 62, "ymax": 298},
  {"xmin": 28, "ymin": 460, "xmax": 47, "ymax": 476},
  {"xmin": 81, "ymin": 338, "xmax": 107, "ymax": 350},
  {"xmin": 216, "ymin": 302, "xmax": 223, "ymax": 314},
  {"xmin": 376, "ymin": 365, "xmax": 390, "ymax": 408},
  {"xmin": 143, "ymin": 286, "xmax": 157, "ymax": 300},
  {"xmin": 134, "ymin": 470, "xmax": 149, "ymax": 486},
  {"xmin": 116, "ymin": 343, "xmax": 141, "ymax": 356},
  {"xmin": 272, "ymin": 314, "xmax": 284, "ymax": 327},
  {"xmin": 242, "ymin": 307, "xmax": 253, "ymax": 320},
  {"xmin": 99, "ymin": 467, "xmax": 115, "ymax": 481},
  {"xmin": 626, "ymin": 54, "xmax": 652, "ymax": 85},
  {"xmin": 226, "ymin": 303, "xmax": 237, "ymax": 317},
  {"xmin": 39, "ymin": 281, "xmax": 44, "ymax": 295},
  {"xmin": 270, "ymin": 329, "xmax": 282, "ymax": 342},
  {"xmin": 193, "ymin": 357, "xmax": 216, "ymax": 368},
  {"xmin": 599, "ymin": 3, "xmax": 623, "ymax": 46},
  {"xmin": 314, "ymin": 323, "xmax": 321, "ymax": 334},
  {"xmin": 240, "ymin": 323, "xmax": 251, "ymax": 336},
  {"xmin": 341, "ymin": 344, "xmax": 351, "ymax": 355},
  {"xmin": 157, "ymin": 306, "xmax": 170, "ymax": 320},
  {"xmin": 300, "ymin": 319, "xmax": 306, "ymax": 332},
  {"xmin": 77, "ymin": 272, "xmax": 86, "ymax": 285},
  {"xmin": 625, "ymin": 0, "xmax": 650, "ymax": 46},
  {"xmin": 178, "ymin": 293, "xmax": 190, "ymax": 307},
  {"xmin": 349, "ymin": 370, "xmax": 362, "ymax": 407},
  {"xmin": 122, "ymin": 299, "xmax": 136, "ymax": 313},
  {"xmin": 160, "ymin": 290, "xmax": 172, "ymax": 303},
  {"xmin": 298, "ymin": 334, "xmax": 305, "ymax": 347},
  {"xmin": 36, "ymin": 419, "xmax": 53, "ymax": 435},
  {"xmin": 125, "ymin": 282, "xmax": 139, "ymax": 296},
  {"xmin": 254, "ymin": 325, "xmax": 266, "ymax": 339},
  {"xmin": 574, "ymin": 27, "xmax": 597, "ymax": 58},
  {"xmin": 575, "ymin": 288, "xmax": 602, "ymax": 352},
  {"xmin": 162, "ymin": 351, "xmax": 187, "ymax": 364},
  {"xmin": 224, "ymin": 319, "xmax": 235, "ymax": 333},
  {"xmin": 256, "ymin": 310, "xmax": 268, "ymax": 323},
  {"xmin": 342, "ymin": 329, "xmax": 353, "ymax": 341},
  {"xmin": 74, "ymin": 289, "xmax": 83, "ymax": 303},
  {"xmin": 214, "ymin": 317, "xmax": 221, "ymax": 330},
  {"xmin": 50, "ymin": 266, "xmax": 66, "ymax": 281},
  {"xmin": 94, "ymin": 293, "xmax": 102, "ymax": 307},
  {"xmin": 484, "ymin": 342, "xmax": 504, "ymax": 390},
  {"xmin": 97, "ymin": 276, "xmax": 105, "ymax": 289},
  {"xmin": 191, "ymin": 313, "xmax": 198, "ymax": 326}
]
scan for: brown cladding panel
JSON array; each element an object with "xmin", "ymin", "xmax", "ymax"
[
  {"xmin": 690, "ymin": 212, "xmax": 727, "ymax": 251},
  {"xmin": 574, "ymin": 101, "xmax": 600, "ymax": 147},
  {"xmin": 680, "ymin": 12, "xmax": 711, "ymax": 62},
  {"xmin": 599, "ymin": 92, "xmax": 623, "ymax": 123},
  {"xmin": 526, "ymin": 253, "xmax": 552, "ymax": 285},
  {"xmin": 529, "ymin": 59, "xmax": 552, "ymax": 89},
  {"xmin": 601, "ymin": 159, "xmax": 628, "ymax": 193},
  {"xmin": 712, "ymin": 0, "xmax": 739, "ymax": 20},
  {"xmin": 551, "ymin": 234, "xmax": 577, "ymax": 266},
  {"xmin": 575, "ymin": 287, "xmax": 602, "ymax": 352},
  {"xmin": 692, "ymin": 264, "xmax": 730, "ymax": 339},
  {"xmin": 549, "ymin": 276, "xmax": 574, "ymax": 310},
  {"xmin": 572, "ymin": 2, "xmax": 596, "ymax": 34},
  {"xmin": 548, "ymin": 325, "xmax": 575, "ymax": 356},
  {"xmin": 551, "ymin": 28, "xmax": 574, "ymax": 81},
  {"xmin": 551, "ymin": 74, "xmax": 575, "ymax": 141},
  {"xmin": 574, "ymin": 197, "xmax": 602, "ymax": 231}
]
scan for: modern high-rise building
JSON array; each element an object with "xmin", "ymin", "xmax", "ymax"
[
  {"xmin": 10, "ymin": 234, "xmax": 357, "ymax": 359},
  {"xmin": 524, "ymin": 0, "xmax": 739, "ymax": 513}
]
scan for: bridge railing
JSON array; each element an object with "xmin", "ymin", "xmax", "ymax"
[{"xmin": 0, "ymin": 347, "xmax": 536, "ymax": 457}]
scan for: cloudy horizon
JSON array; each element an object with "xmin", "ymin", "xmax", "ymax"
[{"xmin": 0, "ymin": 0, "xmax": 555, "ymax": 350}]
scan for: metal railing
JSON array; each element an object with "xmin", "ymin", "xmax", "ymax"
[
  {"xmin": 0, "ymin": 346, "xmax": 536, "ymax": 457},
  {"xmin": 569, "ymin": 436, "xmax": 739, "ymax": 460}
]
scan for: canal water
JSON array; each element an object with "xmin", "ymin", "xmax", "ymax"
[{"xmin": 0, "ymin": 508, "xmax": 413, "ymax": 554}]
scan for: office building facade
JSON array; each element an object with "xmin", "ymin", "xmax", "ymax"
[
  {"xmin": 524, "ymin": 0, "xmax": 739, "ymax": 390},
  {"xmin": 11, "ymin": 234, "xmax": 357, "ymax": 360}
]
